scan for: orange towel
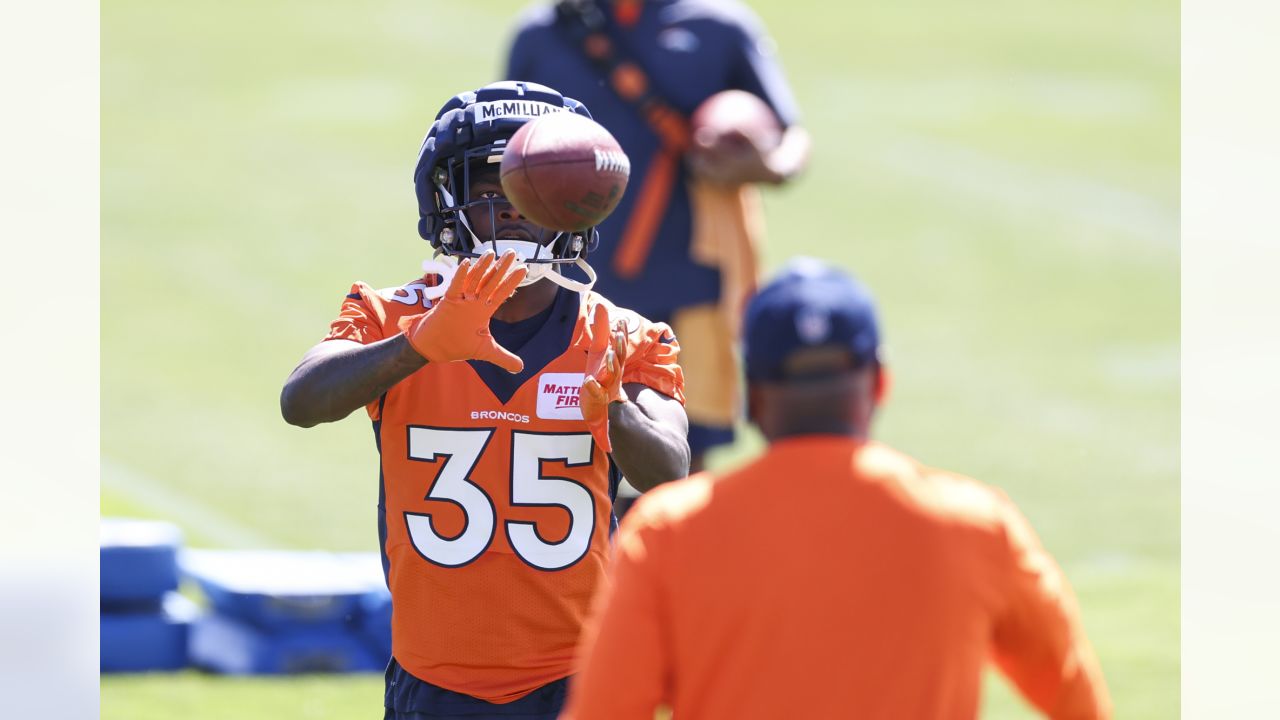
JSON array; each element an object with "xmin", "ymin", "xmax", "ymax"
[{"xmin": 689, "ymin": 180, "xmax": 765, "ymax": 335}]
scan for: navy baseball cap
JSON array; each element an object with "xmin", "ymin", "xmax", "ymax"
[{"xmin": 743, "ymin": 258, "xmax": 882, "ymax": 382}]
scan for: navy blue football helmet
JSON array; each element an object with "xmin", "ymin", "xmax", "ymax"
[{"xmin": 413, "ymin": 81, "xmax": 600, "ymax": 292}]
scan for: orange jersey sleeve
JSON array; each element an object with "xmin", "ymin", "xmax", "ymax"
[
  {"xmin": 325, "ymin": 281, "xmax": 391, "ymax": 345},
  {"xmin": 322, "ymin": 278, "xmax": 439, "ymax": 421},
  {"xmin": 588, "ymin": 295, "xmax": 686, "ymax": 405},
  {"xmin": 990, "ymin": 495, "xmax": 1113, "ymax": 719},
  {"xmin": 326, "ymin": 277, "xmax": 445, "ymax": 344}
]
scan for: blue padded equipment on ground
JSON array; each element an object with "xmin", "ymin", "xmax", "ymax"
[
  {"xmin": 101, "ymin": 517, "xmax": 182, "ymax": 604},
  {"xmin": 181, "ymin": 550, "xmax": 390, "ymax": 674},
  {"xmin": 101, "ymin": 592, "xmax": 199, "ymax": 672},
  {"xmin": 181, "ymin": 550, "xmax": 388, "ymax": 629},
  {"xmin": 189, "ymin": 613, "xmax": 385, "ymax": 674},
  {"xmin": 357, "ymin": 588, "xmax": 393, "ymax": 660}
]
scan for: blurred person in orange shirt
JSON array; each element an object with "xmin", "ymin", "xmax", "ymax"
[{"xmin": 561, "ymin": 258, "xmax": 1112, "ymax": 720}]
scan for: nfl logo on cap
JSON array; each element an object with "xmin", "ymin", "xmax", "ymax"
[{"xmin": 796, "ymin": 308, "xmax": 830, "ymax": 344}]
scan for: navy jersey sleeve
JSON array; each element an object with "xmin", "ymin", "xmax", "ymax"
[
  {"xmin": 503, "ymin": 5, "xmax": 556, "ymax": 82},
  {"xmin": 723, "ymin": 7, "xmax": 801, "ymax": 127},
  {"xmin": 505, "ymin": 26, "xmax": 532, "ymax": 81}
]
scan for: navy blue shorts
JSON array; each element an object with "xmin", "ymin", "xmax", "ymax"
[
  {"xmin": 384, "ymin": 658, "xmax": 569, "ymax": 720},
  {"xmin": 687, "ymin": 423, "xmax": 735, "ymax": 457}
]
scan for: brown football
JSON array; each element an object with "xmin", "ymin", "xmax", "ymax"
[
  {"xmin": 690, "ymin": 89, "xmax": 782, "ymax": 151},
  {"xmin": 499, "ymin": 112, "xmax": 631, "ymax": 232}
]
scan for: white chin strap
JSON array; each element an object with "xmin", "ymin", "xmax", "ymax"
[
  {"xmin": 548, "ymin": 256, "xmax": 597, "ymax": 294},
  {"xmin": 421, "ymin": 246, "xmax": 596, "ymax": 300}
]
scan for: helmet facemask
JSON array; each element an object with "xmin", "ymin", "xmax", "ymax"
[{"xmin": 429, "ymin": 146, "xmax": 598, "ymax": 294}]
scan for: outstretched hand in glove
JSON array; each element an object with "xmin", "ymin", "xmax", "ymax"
[
  {"xmin": 398, "ymin": 250, "xmax": 527, "ymax": 374},
  {"xmin": 581, "ymin": 303, "xmax": 629, "ymax": 453}
]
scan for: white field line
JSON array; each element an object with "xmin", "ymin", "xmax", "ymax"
[
  {"xmin": 101, "ymin": 457, "xmax": 275, "ymax": 548},
  {"xmin": 878, "ymin": 134, "xmax": 1179, "ymax": 248}
]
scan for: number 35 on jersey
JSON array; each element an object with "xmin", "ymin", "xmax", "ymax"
[{"xmin": 404, "ymin": 427, "xmax": 599, "ymax": 572}]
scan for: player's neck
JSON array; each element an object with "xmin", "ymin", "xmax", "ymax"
[
  {"xmin": 765, "ymin": 422, "xmax": 867, "ymax": 443},
  {"xmin": 752, "ymin": 378, "xmax": 873, "ymax": 440},
  {"xmin": 493, "ymin": 278, "xmax": 559, "ymax": 323}
]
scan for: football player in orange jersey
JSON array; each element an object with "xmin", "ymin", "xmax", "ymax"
[
  {"xmin": 562, "ymin": 258, "xmax": 1112, "ymax": 720},
  {"xmin": 280, "ymin": 81, "xmax": 690, "ymax": 720}
]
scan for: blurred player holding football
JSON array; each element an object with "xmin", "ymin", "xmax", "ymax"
[
  {"xmin": 280, "ymin": 81, "xmax": 689, "ymax": 720},
  {"xmin": 507, "ymin": 0, "xmax": 812, "ymax": 478}
]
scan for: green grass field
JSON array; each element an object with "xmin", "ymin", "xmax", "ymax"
[{"xmin": 102, "ymin": 0, "xmax": 1178, "ymax": 717}]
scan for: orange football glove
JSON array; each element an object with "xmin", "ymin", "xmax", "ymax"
[
  {"xmin": 581, "ymin": 303, "xmax": 629, "ymax": 453},
  {"xmin": 397, "ymin": 250, "xmax": 527, "ymax": 373}
]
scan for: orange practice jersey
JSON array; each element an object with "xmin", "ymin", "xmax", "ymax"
[
  {"xmin": 325, "ymin": 278, "xmax": 684, "ymax": 703},
  {"xmin": 563, "ymin": 436, "xmax": 1112, "ymax": 720}
]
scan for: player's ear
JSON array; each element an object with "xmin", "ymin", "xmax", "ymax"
[{"xmin": 873, "ymin": 363, "xmax": 891, "ymax": 406}]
